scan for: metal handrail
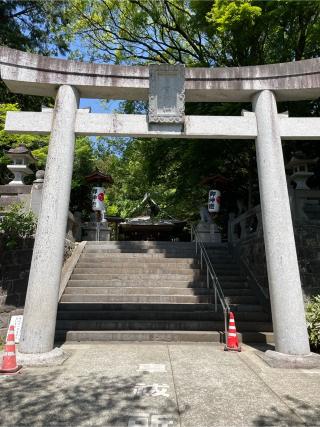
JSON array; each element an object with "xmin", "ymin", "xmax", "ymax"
[
  {"xmin": 240, "ymin": 256, "xmax": 269, "ymax": 301},
  {"xmin": 190, "ymin": 225, "xmax": 230, "ymax": 342}
]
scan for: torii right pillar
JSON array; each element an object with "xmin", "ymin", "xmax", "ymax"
[{"xmin": 253, "ymin": 90, "xmax": 311, "ymax": 361}]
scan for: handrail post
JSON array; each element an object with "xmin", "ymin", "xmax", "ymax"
[
  {"xmin": 215, "ymin": 286, "xmax": 217, "ymax": 312},
  {"xmin": 190, "ymin": 224, "xmax": 230, "ymax": 339},
  {"xmin": 224, "ymin": 308, "xmax": 228, "ymax": 344}
]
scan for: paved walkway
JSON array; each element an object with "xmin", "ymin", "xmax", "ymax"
[{"xmin": 0, "ymin": 343, "xmax": 320, "ymax": 426}]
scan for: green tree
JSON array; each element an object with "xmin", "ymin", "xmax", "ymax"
[
  {"xmin": 0, "ymin": 103, "xmax": 95, "ymax": 211},
  {"xmin": 57, "ymin": 0, "xmax": 214, "ymax": 65},
  {"xmin": 57, "ymin": 0, "xmax": 320, "ymax": 66},
  {"xmin": 0, "ymin": 0, "xmax": 70, "ymax": 110},
  {"xmin": 206, "ymin": 0, "xmax": 320, "ymax": 65}
]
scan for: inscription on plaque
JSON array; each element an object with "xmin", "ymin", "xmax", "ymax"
[{"xmin": 148, "ymin": 64, "xmax": 185, "ymax": 124}]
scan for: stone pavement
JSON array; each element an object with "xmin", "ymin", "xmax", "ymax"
[{"xmin": 0, "ymin": 342, "xmax": 320, "ymax": 427}]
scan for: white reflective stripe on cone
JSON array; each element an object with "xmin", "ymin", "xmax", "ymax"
[
  {"xmin": 228, "ymin": 333, "xmax": 237, "ymax": 337},
  {"xmin": 4, "ymin": 352, "xmax": 16, "ymax": 356}
]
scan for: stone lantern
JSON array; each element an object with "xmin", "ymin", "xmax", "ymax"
[
  {"xmin": 82, "ymin": 169, "xmax": 114, "ymax": 241},
  {"xmin": 286, "ymin": 153, "xmax": 318, "ymax": 190},
  {"xmin": 196, "ymin": 174, "xmax": 231, "ymax": 243},
  {"xmin": 6, "ymin": 144, "xmax": 35, "ymax": 185}
]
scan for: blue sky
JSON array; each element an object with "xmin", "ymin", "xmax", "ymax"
[
  {"xmin": 57, "ymin": 42, "xmax": 120, "ymax": 114},
  {"xmin": 79, "ymin": 99, "xmax": 119, "ymax": 114}
]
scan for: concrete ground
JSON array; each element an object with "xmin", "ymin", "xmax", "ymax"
[{"xmin": 0, "ymin": 343, "xmax": 320, "ymax": 427}]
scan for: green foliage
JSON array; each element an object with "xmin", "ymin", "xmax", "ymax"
[
  {"xmin": 0, "ymin": 0, "xmax": 70, "ymax": 110},
  {"xmin": 0, "ymin": 103, "xmax": 95, "ymax": 211},
  {"xmin": 306, "ymin": 295, "xmax": 320, "ymax": 350},
  {"xmin": 0, "ymin": 204, "xmax": 37, "ymax": 249},
  {"xmin": 55, "ymin": 0, "xmax": 320, "ymax": 66},
  {"xmin": 53, "ymin": 0, "xmax": 215, "ymax": 65},
  {"xmin": 0, "ymin": 103, "xmax": 49, "ymax": 184},
  {"xmin": 70, "ymin": 137, "xmax": 96, "ymax": 212},
  {"xmin": 207, "ymin": 0, "xmax": 262, "ymax": 33},
  {"xmin": 206, "ymin": 0, "xmax": 320, "ymax": 65}
]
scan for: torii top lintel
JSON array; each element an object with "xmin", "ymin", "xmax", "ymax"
[{"xmin": 1, "ymin": 47, "xmax": 320, "ymax": 102}]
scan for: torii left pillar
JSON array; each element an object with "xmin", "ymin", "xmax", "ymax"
[{"xmin": 19, "ymin": 85, "xmax": 79, "ymax": 358}]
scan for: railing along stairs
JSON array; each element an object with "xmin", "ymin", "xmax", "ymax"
[{"xmin": 190, "ymin": 225, "xmax": 230, "ymax": 342}]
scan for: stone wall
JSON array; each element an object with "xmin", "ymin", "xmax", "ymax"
[
  {"xmin": 233, "ymin": 224, "xmax": 320, "ymax": 300},
  {"xmin": 0, "ymin": 237, "xmax": 75, "ymax": 340}
]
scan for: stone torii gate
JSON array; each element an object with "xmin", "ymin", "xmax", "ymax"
[{"xmin": 1, "ymin": 47, "xmax": 320, "ymax": 366}]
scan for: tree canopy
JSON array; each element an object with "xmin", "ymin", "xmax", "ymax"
[
  {"xmin": 0, "ymin": 0, "xmax": 70, "ymax": 110},
  {"xmin": 58, "ymin": 0, "xmax": 320, "ymax": 65}
]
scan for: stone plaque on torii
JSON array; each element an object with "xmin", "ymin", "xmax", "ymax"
[
  {"xmin": 148, "ymin": 64, "xmax": 185, "ymax": 124},
  {"xmin": 1, "ymin": 46, "xmax": 320, "ymax": 366}
]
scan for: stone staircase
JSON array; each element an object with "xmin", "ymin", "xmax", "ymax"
[{"xmin": 56, "ymin": 241, "xmax": 273, "ymax": 343}]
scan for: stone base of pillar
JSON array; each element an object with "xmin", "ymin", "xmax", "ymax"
[
  {"xmin": 16, "ymin": 347, "xmax": 69, "ymax": 367},
  {"xmin": 258, "ymin": 349, "xmax": 320, "ymax": 369}
]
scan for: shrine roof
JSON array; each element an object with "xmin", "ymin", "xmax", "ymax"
[{"xmin": 85, "ymin": 170, "xmax": 114, "ymax": 184}]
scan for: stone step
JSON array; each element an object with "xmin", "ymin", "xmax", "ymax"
[
  {"xmin": 85, "ymin": 241, "xmax": 197, "ymax": 246},
  {"xmin": 223, "ymin": 288, "xmax": 255, "ymax": 296},
  {"xmin": 61, "ymin": 294, "xmax": 217, "ymax": 304},
  {"xmin": 84, "ymin": 247, "xmax": 197, "ymax": 253},
  {"xmin": 63, "ymin": 287, "xmax": 257, "ymax": 304},
  {"xmin": 67, "ymin": 280, "xmax": 253, "ymax": 292},
  {"xmin": 64, "ymin": 287, "xmax": 215, "ymax": 296},
  {"xmin": 76, "ymin": 263, "xmax": 241, "ymax": 276},
  {"xmin": 219, "ymin": 275, "xmax": 246, "ymax": 282},
  {"xmin": 73, "ymin": 266, "xmax": 201, "ymax": 275},
  {"xmin": 58, "ymin": 302, "xmax": 217, "ymax": 311},
  {"xmin": 213, "ymin": 265, "xmax": 241, "ymax": 272},
  {"xmin": 81, "ymin": 252, "xmax": 199, "ymax": 259},
  {"xmin": 67, "ymin": 279, "xmax": 207, "ymax": 288},
  {"xmin": 77, "ymin": 261, "xmax": 200, "ymax": 268},
  {"xmin": 67, "ymin": 279, "xmax": 250, "ymax": 291},
  {"xmin": 219, "ymin": 281, "xmax": 249, "ymax": 289},
  {"xmin": 84, "ymin": 244, "xmax": 229, "ymax": 251},
  {"xmin": 57, "ymin": 309, "xmax": 271, "ymax": 322},
  {"xmin": 60, "ymin": 295, "xmax": 263, "ymax": 310},
  {"xmin": 55, "ymin": 319, "xmax": 273, "ymax": 332},
  {"xmin": 58, "ymin": 302, "xmax": 265, "ymax": 313},
  {"xmin": 54, "ymin": 330, "xmax": 274, "ymax": 344},
  {"xmin": 79, "ymin": 256, "xmax": 200, "ymax": 265},
  {"xmin": 70, "ymin": 273, "xmax": 202, "ymax": 281},
  {"xmin": 55, "ymin": 330, "xmax": 222, "ymax": 342}
]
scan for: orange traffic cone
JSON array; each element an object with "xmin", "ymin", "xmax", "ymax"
[
  {"xmin": 224, "ymin": 312, "xmax": 241, "ymax": 352},
  {"xmin": 0, "ymin": 325, "xmax": 22, "ymax": 375}
]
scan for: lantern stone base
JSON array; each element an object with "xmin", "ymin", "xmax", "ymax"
[
  {"xmin": 258, "ymin": 349, "xmax": 320, "ymax": 369},
  {"xmin": 81, "ymin": 222, "xmax": 111, "ymax": 241},
  {"xmin": 196, "ymin": 222, "xmax": 221, "ymax": 243}
]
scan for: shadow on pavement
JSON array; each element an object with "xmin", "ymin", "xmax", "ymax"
[
  {"xmin": 0, "ymin": 369, "xmax": 184, "ymax": 426},
  {"xmin": 253, "ymin": 395, "xmax": 320, "ymax": 426}
]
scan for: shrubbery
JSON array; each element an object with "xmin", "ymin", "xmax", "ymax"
[
  {"xmin": 0, "ymin": 204, "xmax": 37, "ymax": 249},
  {"xmin": 306, "ymin": 295, "xmax": 320, "ymax": 351}
]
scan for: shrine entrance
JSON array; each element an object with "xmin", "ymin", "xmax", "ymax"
[{"xmin": 1, "ymin": 47, "xmax": 319, "ymax": 362}]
